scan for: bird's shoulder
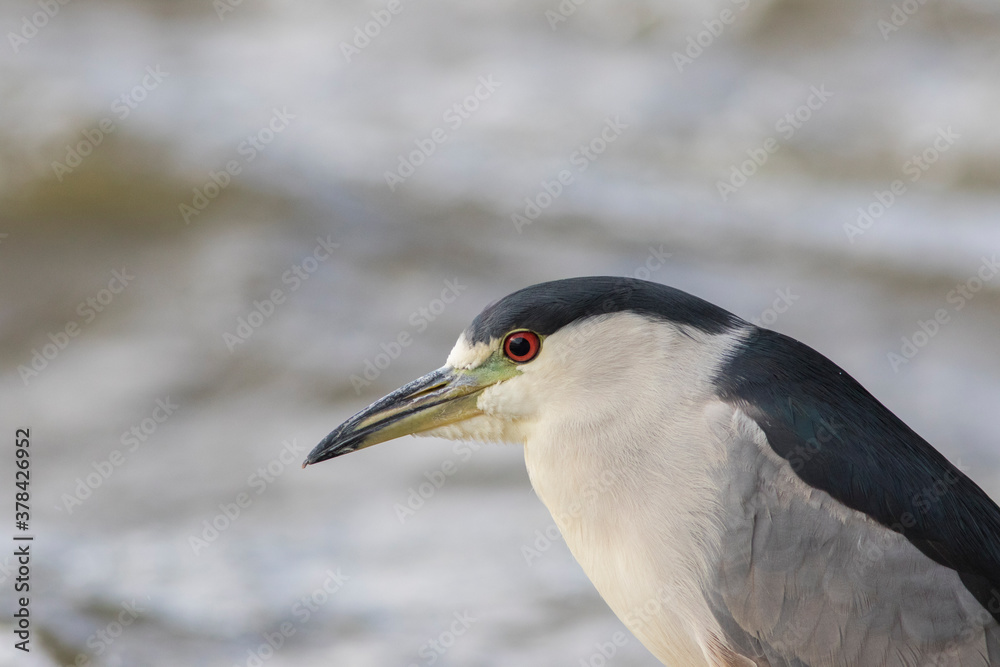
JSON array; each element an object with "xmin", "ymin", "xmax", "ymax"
[{"xmin": 712, "ymin": 326, "xmax": 1000, "ymax": 623}]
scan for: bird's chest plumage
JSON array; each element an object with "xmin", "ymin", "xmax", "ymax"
[{"xmin": 523, "ymin": 427, "xmax": 724, "ymax": 666}]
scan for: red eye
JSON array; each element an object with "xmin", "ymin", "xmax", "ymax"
[{"xmin": 503, "ymin": 331, "xmax": 540, "ymax": 363}]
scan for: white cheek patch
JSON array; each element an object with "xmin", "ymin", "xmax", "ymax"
[
  {"xmin": 445, "ymin": 333, "xmax": 496, "ymax": 369},
  {"xmin": 477, "ymin": 374, "xmax": 538, "ymax": 420}
]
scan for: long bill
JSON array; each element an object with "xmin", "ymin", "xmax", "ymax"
[{"xmin": 303, "ymin": 366, "xmax": 489, "ymax": 466}]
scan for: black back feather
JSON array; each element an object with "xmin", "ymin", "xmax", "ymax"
[{"xmin": 715, "ymin": 327, "xmax": 1000, "ymax": 623}]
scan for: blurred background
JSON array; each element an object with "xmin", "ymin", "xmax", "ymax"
[{"xmin": 1, "ymin": 0, "xmax": 999, "ymax": 664}]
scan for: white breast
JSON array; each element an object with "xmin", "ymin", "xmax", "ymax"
[{"xmin": 517, "ymin": 314, "xmax": 750, "ymax": 665}]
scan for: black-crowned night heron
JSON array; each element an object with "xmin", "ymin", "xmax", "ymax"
[{"xmin": 305, "ymin": 276, "xmax": 1000, "ymax": 665}]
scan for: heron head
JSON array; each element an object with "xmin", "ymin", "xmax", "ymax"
[{"xmin": 303, "ymin": 276, "xmax": 741, "ymax": 466}]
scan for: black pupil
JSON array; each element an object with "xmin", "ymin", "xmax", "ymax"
[{"xmin": 508, "ymin": 336, "xmax": 531, "ymax": 358}]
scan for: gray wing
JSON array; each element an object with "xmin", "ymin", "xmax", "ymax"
[{"xmin": 705, "ymin": 408, "xmax": 1000, "ymax": 667}]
